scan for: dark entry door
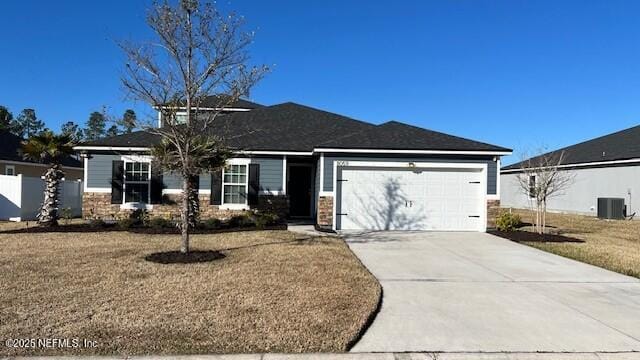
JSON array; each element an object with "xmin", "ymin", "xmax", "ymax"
[{"xmin": 288, "ymin": 165, "xmax": 312, "ymax": 217}]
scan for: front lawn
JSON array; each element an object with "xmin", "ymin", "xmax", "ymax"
[
  {"xmin": 0, "ymin": 229, "xmax": 381, "ymax": 356},
  {"xmin": 501, "ymin": 209, "xmax": 640, "ymax": 278}
]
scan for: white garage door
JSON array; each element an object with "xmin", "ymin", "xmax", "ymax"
[{"xmin": 337, "ymin": 167, "xmax": 485, "ymax": 231}]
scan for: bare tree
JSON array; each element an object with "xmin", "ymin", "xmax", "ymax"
[
  {"xmin": 516, "ymin": 149, "xmax": 575, "ymax": 234},
  {"xmin": 120, "ymin": 0, "xmax": 268, "ymax": 253}
]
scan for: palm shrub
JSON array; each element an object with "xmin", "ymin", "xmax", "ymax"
[{"xmin": 21, "ymin": 131, "xmax": 75, "ymax": 226}]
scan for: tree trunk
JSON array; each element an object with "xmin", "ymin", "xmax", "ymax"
[
  {"xmin": 37, "ymin": 164, "xmax": 64, "ymax": 227},
  {"xmin": 180, "ymin": 175, "xmax": 191, "ymax": 253},
  {"xmin": 542, "ymin": 201, "xmax": 547, "ymax": 234},
  {"xmin": 536, "ymin": 201, "xmax": 542, "ymax": 234},
  {"xmin": 188, "ymin": 176, "xmax": 200, "ymax": 228}
]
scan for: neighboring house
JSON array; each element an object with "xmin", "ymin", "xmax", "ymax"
[
  {"xmin": 74, "ymin": 97, "xmax": 511, "ymax": 232},
  {"xmin": 0, "ymin": 130, "xmax": 84, "ymax": 221},
  {"xmin": 0, "ymin": 131, "xmax": 83, "ymax": 179},
  {"xmin": 501, "ymin": 124, "xmax": 640, "ymax": 217}
]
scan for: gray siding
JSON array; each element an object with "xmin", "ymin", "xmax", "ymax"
[
  {"xmin": 162, "ymin": 172, "xmax": 214, "ymax": 191},
  {"xmin": 86, "ymin": 154, "xmax": 282, "ymax": 193},
  {"xmin": 252, "ymin": 158, "xmax": 283, "ymax": 192},
  {"xmin": 200, "ymin": 174, "xmax": 211, "ymax": 191},
  {"xmin": 87, "ymin": 154, "xmax": 118, "ymax": 189},
  {"xmin": 487, "ymin": 160, "xmax": 497, "ymax": 194},
  {"xmin": 323, "ymin": 155, "xmax": 498, "ymax": 195},
  {"xmin": 163, "ymin": 172, "xmax": 182, "ymax": 190},
  {"xmin": 501, "ymin": 165, "xmax": 640, "ymax": 216}
]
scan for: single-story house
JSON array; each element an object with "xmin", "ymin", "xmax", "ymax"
[
  {"xmin": 74, "ymin": 99, "xmax": 511, "ymax": 232},
  {"xmin": 0, "ymin": 130, "xmax": 83, "ymax": 179},
  {"xmin": 501, "ymin": 124, "xmax": 640, "ymax": 217},
  {"xmin": 0, "ymin": 130, "xmax": 84, "ymax": 221}
]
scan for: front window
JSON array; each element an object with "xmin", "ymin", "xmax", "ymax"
[
  {"xmin": 124, "ymin": 162, "xmax": 150, "ymax": 203},
  {"xmin": 175, "ymin": 112, "xmax": 188, "ymax": 124},
  {"xmin": 223, "ymin": 164, "xmax": 247, "ymax": 204},
  {"xmin": 528, "ymin": 175, "xmax": 536, "ymax": 198},
  {"xmin": 5, "ymin": 165, "xmax": 15, "ymax": 176}
]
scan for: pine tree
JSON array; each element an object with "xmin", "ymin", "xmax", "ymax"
[
  {"xmin": 0, "ymin": 106, "xmax": 13, "ymax": 131},
  {"xmin": 106, "ymin": 124, "xmax": 119, "ymax": 137},
  {"xmin": 83, "ymin": 111, "xmax": 106, "ymax": 140},
  {"xmin": 119, "ymin": 109, "xmax": 137, "ymax": 133},
  {"xmin": 11, "ymin": 108, "xmax": 45, "ymax": 138},
  {"xmin": 61, "ymin": 121, "xmax": 84, "ymax": 141}
]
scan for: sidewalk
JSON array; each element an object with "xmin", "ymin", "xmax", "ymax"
[{"xmin": 4, "ymin": 352, "xmax": 640, "ymax": 360}]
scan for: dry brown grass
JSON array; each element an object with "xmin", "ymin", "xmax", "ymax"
[
  {"xmin": 0, "ymin": 229, "xmax": 381, "ymax": 356},
  {"xmin": 508, "ymin": 209, "xmax": 640, "ymax": 278}
]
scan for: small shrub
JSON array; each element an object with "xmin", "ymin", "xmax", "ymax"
[
  {"xmin": 201, "ymin": 218, "xmax": 223, "ymax": 230},
  {"xmin": 60, "ymin": 207, "xmax": 73, "ymax": 225},
  {"xmin": 255, "ymin": 212, "xmax": 280, "ymax": 229},
  {"xmin": 129, "ymin": 209, "xmax": 150, "ymax": 226},
  {"xmin": 88, "ymin": 218, "xmax": 106, "ymax": 228},
  {"xmin": 228, "ymin": 214, "xmax": 255, "ymax": 228},
  {"xmin": 117, "ymin": 218, "xmax": 137, "ymax": 229},
  {"xmin": 149, "ymin": 217, "xmax": 171, "ymax": 229},
  {"xmin": 496, "ymin": 211, "xmax": 522, "ymax": 232}
]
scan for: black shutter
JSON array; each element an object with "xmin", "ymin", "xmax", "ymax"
[
  {"xmin": 210, "ymin": 169, "xmax": 222, "ymax": 205},
  {"xmin": 248, "ymin": 163, "xmax": 260, "ymax": 206},
  {"xmin": 150, "ymin": 167, "xmax": 163, "ymax": 204},
  {"xmin": 111, "ymin": 160, "xmax": 124, "ymax": 204}
]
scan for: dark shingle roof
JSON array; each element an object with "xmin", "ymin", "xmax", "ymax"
[
  {"xmin": 503, "ymin": 124, "xmax": 640, "ymax": 170},
  {"xmin": 0, "ymin": 131, "xmax": 82, "ymax": 168},
  {"xmin": 317, "ymin": 120, "xmax": 511, "ymax": 152},
  {"xmin": 81, "ymin": 102, "xmax": 509, "ymax": 153}
]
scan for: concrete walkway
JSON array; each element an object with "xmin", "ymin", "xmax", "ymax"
[{"xmin": 344, "ymin": 231, "xmax": 640, "ymax": 353}]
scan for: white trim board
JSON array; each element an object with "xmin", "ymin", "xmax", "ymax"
[
  {"xmin": 155, "ymin": 106, "xmax": 253, "ymax": 112},
  {"xmin": 501, "ymin": 157, "xmax": 640, "ymax": 173},
  {"xmin": 74, "ymin": 146, "xmax": 152, "ymax": 152},
  {"xmin": 75, "ymin": 146, "xmax": 511, "ymax": 157},
  {"xmin": 282, "ymin": 155, "xmax": 287, "ymax": 194},
  {"xmin": 314, "ymin": 148, "xmax": 512, "ymax": 156}
]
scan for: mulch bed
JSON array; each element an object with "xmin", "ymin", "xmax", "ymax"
[
  {"xmin": 0, "ymin": 223, "xmax": 287, "ymax": 234},
  {"xmin": 489, "ymin": 230, "xmax": 585, "ymax": 243},
  {"xmin": 144, "ymin": 250, "xmax": 226, "ymax": 264}
]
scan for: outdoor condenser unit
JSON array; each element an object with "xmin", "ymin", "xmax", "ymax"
[{"xmin": 597, "ymin": 198, "xmax": 626, "ymax": 220}]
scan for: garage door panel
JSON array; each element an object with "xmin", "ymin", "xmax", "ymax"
[{"xmin": 338, "ymin": 167, "xmax": 484, "ymax": 231}]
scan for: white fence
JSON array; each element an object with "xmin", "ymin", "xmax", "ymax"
[{"xmin": 0, "ymin": 174, "xmax": 83, "ymax": 221}]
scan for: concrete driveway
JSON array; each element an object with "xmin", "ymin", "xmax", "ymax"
[{"xmin": 344, "ymin": 231, "xmax": 640, "ymax": 353}]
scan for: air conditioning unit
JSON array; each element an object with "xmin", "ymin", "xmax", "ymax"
[{"xmin": 597, "ymin": 198, "xmax": 626, "ymax": 220}]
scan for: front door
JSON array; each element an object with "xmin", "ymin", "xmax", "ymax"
[{"xmin": 288, "ymin": 165, "xmax": 313, "ymax": 217}]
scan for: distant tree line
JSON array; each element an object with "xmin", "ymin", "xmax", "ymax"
[{"xmin": 0, "ymin": 105, "xmax": 137, "ymax": 140}]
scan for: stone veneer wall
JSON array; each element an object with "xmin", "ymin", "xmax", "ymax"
[
  {"xmin": 486, "ymin": 199, "xmax": 501, "ymax": 229},
  {"xmin": 317, "ymin": 196, "xmax": 333, "ymax": 229},
  {"xmin": 82, "ymin": 192, "xmax": 288, "ymax": 221}
]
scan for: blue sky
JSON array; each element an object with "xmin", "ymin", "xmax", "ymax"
[{"xmin": 1, "ymin": 1, "xmax": 640, "ymax": 164}]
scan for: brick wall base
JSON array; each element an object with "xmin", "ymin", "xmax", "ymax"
[
  {"xmin": 487, "ymin": 199, "xmax": 501, "ymax": 229},
  {"xmin": 82, "ymin": 192, "xmax": 288, "ymax": 221},
  {"xmin": 317, "ymin": 196, "xmax": 333, "ymax": 229}
]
